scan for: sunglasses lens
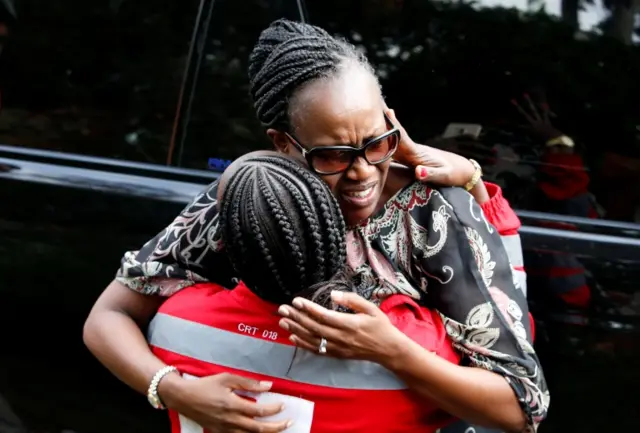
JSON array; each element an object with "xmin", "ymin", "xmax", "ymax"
[
  {"xmin": 365, "ymin": 132, "xmax": 399, "ymax": 164},
  {"xmin": 310, "ymin": 149, "xmax": 353, "ymax": 174}
]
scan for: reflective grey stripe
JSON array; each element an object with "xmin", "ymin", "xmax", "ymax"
[
  {"xmin": 148, "ymin": 313, "xmax": 407, "ymax": 390},
  {"xmin": 513, "ymin": 269, "xmax": 528, "ymax": 297},
  {"xmin": 501, "ymin": 234, "xmax": 524, "ymax": 268}
]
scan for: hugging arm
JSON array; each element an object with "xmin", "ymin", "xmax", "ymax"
[
  {"xmin": 417, "ymin": 187, "xmax": 548, "ymax": 431},
  {"xmin": 83, "ymin": 181, "xmax": 290, "ymax": 432},
  {"xmin": 83, "ymin": 280, "xmax": 169, "ymax": 395},
  {"xmin": 279, "ymin": 291, "xmax": 529, "ymax": 432},
  {"xmin": 84, "ymin": 180, "xmax": 225, "ymax": 390}
]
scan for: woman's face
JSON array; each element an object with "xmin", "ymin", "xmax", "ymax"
[{"xmin": 269, "ymin": 69, "xmax": 393, "ymax": 226}]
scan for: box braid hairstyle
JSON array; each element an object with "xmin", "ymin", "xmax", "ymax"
[
  {"xmin": 248, "ymin": 18, "xmax": 379, "ymax": 130},
  {"xmin": 219, "ymin": 153, "xmax": 348, "ymax": 305}
]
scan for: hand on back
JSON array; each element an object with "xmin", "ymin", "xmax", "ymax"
[{"xmin": 161, "ymin": 373, "xmax": 290, "ymax": 433}]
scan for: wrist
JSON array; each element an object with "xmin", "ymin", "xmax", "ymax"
[
  {"xmin": 463, "ymin": 159, "xmax": 482, "ymax": 191},
  {"xmin": 374, "ymin": 328, "xmax": 416, "ymax": 370},
  {"xmin": 469, "ymin": 180, "xmax": 490, "ymax": 205},
  {"xmin": 156, "ymin": 371, "xmax": 187, "ymax": 410}
]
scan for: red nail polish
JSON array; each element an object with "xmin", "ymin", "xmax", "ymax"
[{"xmin": 418, "ymin": 166, "xmax": 427, "ymax": 179}]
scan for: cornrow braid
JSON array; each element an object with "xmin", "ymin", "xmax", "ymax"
[
  {"xmin": 219, "ymin": 154, "xmax": 347, "ymax": 304},
  {"xmin": 248, "ymin": 18, "xmax": 378, "ymax": 129}
]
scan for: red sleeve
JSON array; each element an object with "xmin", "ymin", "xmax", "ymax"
[
  {"xmin": 380, "ymin": 295, "xmax": 461, "ymax": 364},
  {"xmin": 480, "ymin": 182, "xmax": 521, "ymax": 236}
]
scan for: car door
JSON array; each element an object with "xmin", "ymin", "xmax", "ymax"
[{"xmin": 0, "ymin": 1, "xmax": 208, "ymax": 432}]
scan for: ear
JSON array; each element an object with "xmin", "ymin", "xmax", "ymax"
[{"xmin": 267, "ymin": 129, "xmax": 292, "ymax": 155}]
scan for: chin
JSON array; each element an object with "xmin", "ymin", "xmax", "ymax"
[{"xmin": 343, "ymin": 206, "xmax": 377, "ymax": 227}]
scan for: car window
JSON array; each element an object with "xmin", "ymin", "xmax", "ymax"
[
  {"xmin": 174, "ymin": 0, "xmax": 306, "ymax": 171},
  {"xmin": 307, "ymin": 1, "xmax": 640, "ymax": 226},
  {"xmin": 0, "ymin": 0, "xmax": 199, "ymax": 164}
]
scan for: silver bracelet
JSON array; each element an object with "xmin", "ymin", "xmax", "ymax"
[{"xmin": 147, "ymin": 365, "xmax": 179, "ymax": 410}]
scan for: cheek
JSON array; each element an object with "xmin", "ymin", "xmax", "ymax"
[
  {"xmin": 318, "ymin": 173, "xmax": 341, "ymax": 194},
  {"xmin": 376, "ymin": 161, "xmax": 392, "ymax": 180}
]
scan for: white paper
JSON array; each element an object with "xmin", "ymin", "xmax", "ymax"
[
  {"xmin": 183, "ymin": 375, "xmax": 314, "ymax": 433},
  {"xmin": 255, "ymin": 392, "xmax": 315, "ymax": 433}
]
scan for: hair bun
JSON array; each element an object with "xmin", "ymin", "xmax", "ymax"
[
  {"xmin": 248, "ymin": 19, "xmax": 329, "ymax": 85},
  {"xmin": 248, "ymin": 18, "xmax": 374, "ymax": 129}
]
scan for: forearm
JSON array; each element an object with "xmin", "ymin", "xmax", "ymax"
[
  {"xmin": 84, "ymin": 311, "xmax": 167, "ymax": 395},
  {"xmin": 381, "ymin": 335, "xmax": 526, "ymax": 432},
  {"xmin": 469, "ymin": 180, "xmax": 490, "ymax": 204},
  {"xmin": 412, "ymin": 142, "xmax": 490, "ymax": 204},
  {"xmin": 83, "ymin": 280, "xmax": 170, "ymax": 396}
]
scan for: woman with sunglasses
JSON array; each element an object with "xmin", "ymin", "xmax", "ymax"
[{"xmin": 84, "ymin": 19, "xmax": 547, "ymax": 433}]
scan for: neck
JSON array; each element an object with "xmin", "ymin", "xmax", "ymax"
[{"xmin": 377, "ymin": 163, "xmax": 414, "ymax": 211}]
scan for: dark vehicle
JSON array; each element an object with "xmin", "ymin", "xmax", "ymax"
[{"xmin": 0, "ymin": 1, "xmax": 639, "ymax": 432}]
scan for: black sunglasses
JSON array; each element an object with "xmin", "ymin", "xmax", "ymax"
[{"xmin": 285, "ymin": 112, "xmax": 401, "ymax": 175}]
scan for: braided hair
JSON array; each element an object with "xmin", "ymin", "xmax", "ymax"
[
  {"xmin": 219, "ymin": 153, "xmax": 347, "ymax": 304},
  {"xmin": 248, "ymin": 18, "xmax": 378, "ymax": 130}
]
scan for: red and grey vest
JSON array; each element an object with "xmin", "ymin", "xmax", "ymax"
[{"xmin": 149, "ymin": 282, "xmax": 461, "ymax": 433}]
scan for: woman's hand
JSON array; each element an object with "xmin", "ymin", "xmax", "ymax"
[
  {"xmin": 386, "ymin": 108, "xmax": 476, "ymax": 187},
  {"xmin": 277, "ymin": 291, "xmax": 406, "ymax": 363},
  {"xmin": 160, "ymin": 373, "xmax": 291, "ymax": 433}
]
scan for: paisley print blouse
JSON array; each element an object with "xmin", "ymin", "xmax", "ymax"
[{"xmin": 117, "ymin": 181, "xmax": 549, "ymax": 431}]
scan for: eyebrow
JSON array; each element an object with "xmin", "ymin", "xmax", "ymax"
[{"xmin": 314, "ymin": 128, "xmax": 386, "ymax": 148}]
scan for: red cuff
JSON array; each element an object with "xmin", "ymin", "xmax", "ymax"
[{"xmin": 481, "ymin": 182, "xmax": 521, "ymax": 236}]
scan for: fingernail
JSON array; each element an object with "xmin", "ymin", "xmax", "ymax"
[
  {"xmin": 292, "ymin": 298, "xmax": 303, "ymax": 309},
  {"xmin": 417, "ymin": 166, "xmax": 427, "ymax": 180},
  {"xmin": 278, "ymin": 306, "xmax": 289, "ymax": 317},
  {"xmin": 286, "ymin": 420, "xmax": 294, "ymax": 428},
  {"xmin": 259, "ymin": 381, "xmax": 273, "ymax": 388},
  {"xmin": 331, "ymin": 290, "xmax": 344, "ymax": 301},
  {"xmin": 279, "ymin": 319, "xmax": 289, "ymax": 330},
  {"xmin": 289, "ymin": 335, "xmax": 297, "ymax": 344}
]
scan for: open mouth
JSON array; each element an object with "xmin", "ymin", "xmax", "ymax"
[{"xmin": 340, "ymin": 183, "xmax": 377, "ymax": 208}]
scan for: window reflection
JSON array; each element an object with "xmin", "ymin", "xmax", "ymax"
[
  {"xmin": 184, "ymin": 0, "xmax": 640, "ymax": 223},
  {"xmin": 177, "ymin": 0, "xmax": 306, "ymax": 169}
]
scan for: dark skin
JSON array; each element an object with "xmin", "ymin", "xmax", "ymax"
[
  {"xmin": 83, "ymin": 69, "xmax": 499, "ymax": 433},
  {"xmin": 270, "ymin": 67, "xmax": 489, "ymax": 227}
]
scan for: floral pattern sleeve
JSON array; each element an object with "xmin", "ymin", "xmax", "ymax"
[
  {"xmin": 115, "ymin": 180, "xmax": 237, "ymax": 296},
  {"xmin": 414, "ymin": 186, "xmax": 549, "ymax": 431}
]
